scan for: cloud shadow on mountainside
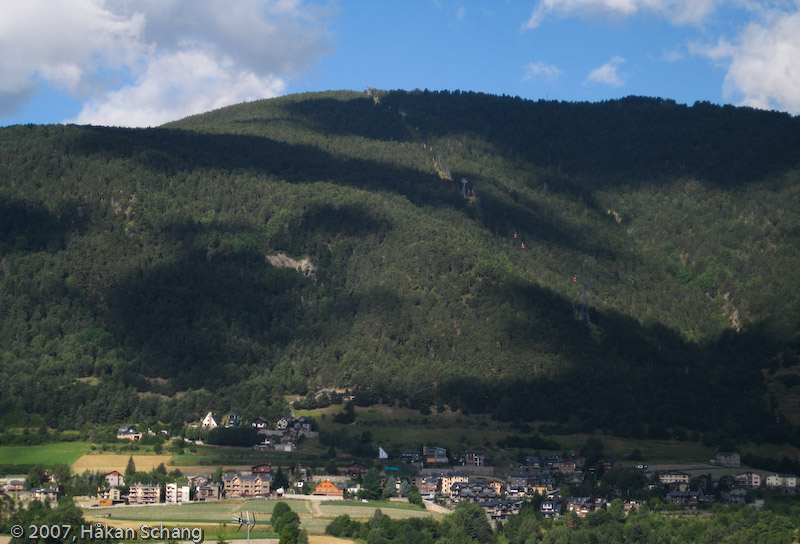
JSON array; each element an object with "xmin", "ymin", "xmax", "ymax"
[
  {"xmin": 69, "ymin": 125, "xmax": 613, "ymax": 259},
  {"xmin": 0, "ymin": 196, "xmax": 90, "ymax": 256},
  {"xmin": 442, "ymin": 272, "xmax": 783, "ymax": 437},
  {"xmin": 103, "ymin": 204, "xmax": 393, "ymax": 391}
]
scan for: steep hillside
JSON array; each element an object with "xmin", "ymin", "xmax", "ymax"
[{"xmin": 1, "ymin": 90, "xmax": 799, "ymax": 445}]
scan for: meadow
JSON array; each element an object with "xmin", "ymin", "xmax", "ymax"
[
  {"xmin": 0, "ymin": 441, "xmax": 90, "ymax": 466},
  {"xmin": 85, "ymin": 497, "xmax": 439, "ymax": 537}
]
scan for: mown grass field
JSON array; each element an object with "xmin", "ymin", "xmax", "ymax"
[
  {"xmin": 0, "ymin": 441, "xmax": 90, "ymax": 466},
  {"xmin": 86, "ymin": 498, "xmax": 440, "ymax": 536}
]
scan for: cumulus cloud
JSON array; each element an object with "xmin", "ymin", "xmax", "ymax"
[
  {"xmin": 585, "ymin": 56, "xmax": 626, "ymax": 86},
  {"xmin": 692, "ymin": 8, "xmax": 800, "ymax": 113},
  {"xmin": 0, "ymin": 1, "xmax": 145, "ymax": 105},
  {"xmin": 72, "ymin": 50, "xmax": 287, "ymax": 127},
  {"xmin": 523, "ymin": 61, "xmax": 564, "ymax": 82},
  {"xmin": 524, "ymin": 0, "xmax": 723, "ymax": 28},
  {"xmin": 0, "ymin": 0, "xmax": 333, "ymax": 126}
]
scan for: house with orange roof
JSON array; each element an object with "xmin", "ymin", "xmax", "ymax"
[{"xmin": 313, "ymin": 479, "xmax": 343, "ymax": 497}]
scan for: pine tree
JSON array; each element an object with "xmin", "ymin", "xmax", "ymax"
[{"xmin": 125, "ymin": 455, "xmax": 136, "ymax": 477}]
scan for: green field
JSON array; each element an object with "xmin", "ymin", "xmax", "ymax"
[
  {"xmin": 87, "ymin": 498, "xmax": 440, "ymax": 536},
  {"xmin": 0, "ymin": 441, "xmax": 90, "ymax": 467},
  {"xmin": 168, "ymin": 445, "xmax": 325, "ymax": 468}
]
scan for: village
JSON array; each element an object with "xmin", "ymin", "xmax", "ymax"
[{"xmin": 2, "ymin": 411, "xmax": 797, "ymax": 525}]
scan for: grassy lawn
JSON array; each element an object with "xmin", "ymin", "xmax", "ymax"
[
  {"xmin": 317, "ymin": 502, "xmax": 441, "ymax": 521},
  {"xmin": 321, "ymin": 500, "xmax": 425, "ymax": 512},
  {"xmin": 169, "ymin": 446, "xmax": 324, "ymax": 468},
  {"xmin": 85, "ymin": 498, "xmax": 439, "ymax": 536},
  {"xmin": 0, "ymin": 441, "xmax": 91, "ymax": 466}
]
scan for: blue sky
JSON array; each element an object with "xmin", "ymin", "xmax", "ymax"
[{"xmin": 2, "ymin": 1, "xmax": 799, "ymax": 127}]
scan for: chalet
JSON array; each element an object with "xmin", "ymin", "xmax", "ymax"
[
  {"xmin": 564, "ymin": 471, "xmax": 585, "ymax": 486},
  {"xmin": 477, "ymin": 498, "xmax": 523, "ymax": 520},
  {"xmin": 252, "ymin": 463, "xmax": 272, "ymax": 475},
  {"xmin": 451, "ymin": 481, "xmax": 499, "ymax": 504},
  {"xmin": 195, "ymin": 483, "xmax": 221, "ymax": 501},
  {"xmin": 276, "ymin": 417, "xmax": 290, "ymax": 430},
  {"xmin": 251, "ymin": 417, "xmax": 269, "ymax": 429},
  {"xmin": 128, "ymin": 483, "xmax": 161, "ymax": 505},
  {"xmin": 116, "ymin": 425, "xmax": 141, "ymax": 440},
  {"xmin": 564, "ymin": 497, "xmax": 594, "ymax": 517},
  {"xmin": 765, "ymin": 474, "xmax": 797, "ymax": 489},
  {"xmin": 293, "ymin": 417, "xmax": 314, "ymax": 432},
  {"xmin": 522, "ymin": 456, "xmax": 541, "ymax": 470},
  {"xmin": 104, "ymin": 470, "xmax": 124, "ymax": 488},
  {"xmin": 715, "ymin": 451, "xmax": 741, "ymax": 467},
  {"xmin": 722, "ymin": 487, "xmax": 748, "ymax": 504},
  {"xmin": 313, "ymin": 479, "xmax": 343, "ymax": 497},
  {"xmin": 506, "ymin": 473, "xmax": 553, "ymax": 497},
  {"xmin": 343, "ymin": 463, "xmax": 369, "ymax": 478},
  {"xmin": 486, "ymin": 479, "xmax": 504, "ymax": 495},
  {"xmin": 226, "ymin": 414, "xmax": 241, "ymax": 427},
  {"xmin": 666, "ymin": 490, "xmax": 701, "ymax": 508},
  {"xmin": 201, "ymin": 412, "xmax": 219, "ymax": 428},
  {"xmin": 423, "ymin": 446, "xmax": 448, "ymax": 465},
  {"xmin": 5, "ymin": 480, "xmax": 23, "ymax": 492},
  {"xmin": 540, "ymin": 498, "xmax": 563, "ymax": 518},
  {"xmin": 188, "ymin": 475, "xmax": 209, "ymax": 488},
  {"xmin": 735, "ymin": 471, "xmax": 762, "ymax": 488}
]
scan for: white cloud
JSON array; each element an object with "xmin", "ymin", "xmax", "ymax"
[
  {"xmin": 585, "ymin": 56, "xmax": 626, "ymax": 86},
  {"xmin": 71, "ymin": 50, "xmax": 286, "ymax": 127},
  {"xmin": 692, "ymin": 8, "xmax": 800, "ymax": 113},
  {"xmin": 523, "ymin": 61, "xmax": 564, "ymax": 82},
  {"xmin": 456, "ymin": 5, "xmax": 467, "ymax": 21},
  {"xmin": 0, "ymin": 0, "xmax": 333, "ymax": 126},
  {"xmin": 524, "ymin": 0, "xmax": 723, "ymax": 29},
  {"xmin": 0, "ymin": 0, "xmax": 145, "ymax": 103}
]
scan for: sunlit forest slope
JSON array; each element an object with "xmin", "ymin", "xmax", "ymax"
[{"xmin": 2, "ymin": 90, "xmax": 799, "ymax": 444}]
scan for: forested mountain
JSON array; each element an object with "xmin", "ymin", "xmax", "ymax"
[{"xmin": 2, "ymin": 90, "xmax": 799, "ymax": 445}]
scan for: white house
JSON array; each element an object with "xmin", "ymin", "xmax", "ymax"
[
  {"xmin": 714, "ymin": 451, "xmax": 741, "ymax": 468},
  {"xmin": 166, "ymin": 482, "xmax": 191, "ymax": 503},
  {"xmin": 104, "ymin": 471, "xmax": 124, "ymax": 488},
  {"xmin": 202, "ymin": 412, "xmax": 219, "ymax": 428},
  {"xmin": 765, "ymin": 474, "xmax": 797, "ymax": 488}
]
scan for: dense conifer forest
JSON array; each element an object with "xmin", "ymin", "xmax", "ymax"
[{"xmin": 1, "ymin": 90, "xmax": 799, "ymax": 446}]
